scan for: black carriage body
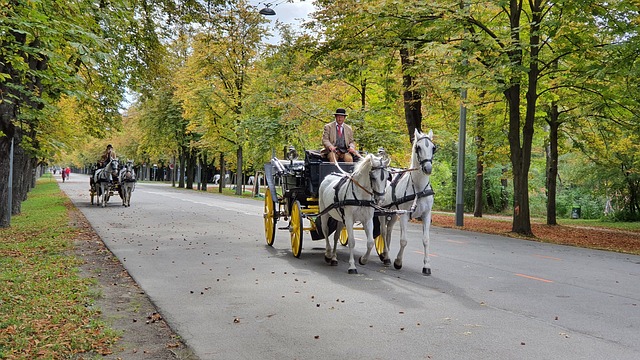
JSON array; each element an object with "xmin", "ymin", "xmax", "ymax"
[{"xmin": 264, "ymin": 150, "xmax": 355, "ymax": 214}]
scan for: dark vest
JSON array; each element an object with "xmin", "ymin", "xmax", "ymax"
[{"xmin": 336, "ymin": 125, "xmax": 347, "ymax": 152}]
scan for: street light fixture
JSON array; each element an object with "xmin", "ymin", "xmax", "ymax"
[{"xmin": 259, "ymin": 3, "xmax": 276, "ymax": 15}]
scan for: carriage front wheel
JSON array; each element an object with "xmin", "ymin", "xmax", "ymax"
[
  {"xmin": 339, "ymin": 227, "xmax": 348, "ymax": 246},
  {"xmin": 290, "ymin": 200, "xmax": 303, "ymax": 258},
  {"xmin": 375, "ymin": 234, "xmax": 385, "ymax": 258},
  {"xmin": 263, "ymin": 187, "xmax": 277, "ymax": 246}
]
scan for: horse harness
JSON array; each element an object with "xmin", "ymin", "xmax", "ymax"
[
  {"xmin": 385, "ymin": 171, "xmax": 434, "ymax": 219},
  {"xmin": 317, "ymin": 163, "xmax": 388, "ymax": 223},
  {"xmin": 384, "ymin": 136, "xmax": 437, "ymax": 218}
]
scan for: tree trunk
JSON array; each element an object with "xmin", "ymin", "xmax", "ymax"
[
  {"xmin": 546, "ymin": 102, "xmax": 560, "ymax": 225},
  {"xmin": 186, "ymin": 149, "xmax": 196, "ymax": 189},
  {"xmin": 235, "ymin": 146, "xmax": 243, "ymax": 196},
  {"xmin": 178, "ymin": 150, "xmax": 186, "ymax": 188},
  {"xmin": 219, "ymin": 153, "xmax": 225, "ymax": 193},
  {"xmin": 200, "ymin": 153, "xmax": 208, "ymax": 192},
  {"xmin": 505, "ymin": 0, "xmax": 541, "ymax": 236},
  {"xmin": 0, "ymin": 101, "xmax": 17, "ymax": 227},
  {"xmin": 400, "ymin": 46, "xmax": 423, "ymax": 143},
  {"xmin": 0, "ymin": 137, "xmax": 12, "ymax": 228},
  {"xmin": 12, "ymin": 137, "xmax": 28, "ymax": 215}
]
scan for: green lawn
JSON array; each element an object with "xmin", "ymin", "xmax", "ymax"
[{"xmin": 0, "ymin": 174, "xmax": 118, "ymax": 359}]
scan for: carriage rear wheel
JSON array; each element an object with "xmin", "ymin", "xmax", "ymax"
[
  {"xmin": 339, "ymin": 227, "xmax": 348, "ymax": 246},
  {"xmin": 290, "ymin": 200, "xmax": 303, "ymax": 258},
  {"xmin": 375, "ymin": 234, "xmax": 385, "ymax": 257},
  {"xmin": 264, "ymin": 187, "xmax": 277, "ymax": 246}
]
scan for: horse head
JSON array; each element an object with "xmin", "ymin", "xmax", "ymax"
[
  {"xmin": 412, "ymin": 129, "xmax": 437, "ymax": 175},
  {"xmin": 106, "ymin": 158, "xmax": 119, "ymax": 177},
  {"xmin": 119, "ymin": 160, "xmax": 136, "ymax": 181},
  {"xmin": 355, "ymin": 152, "xmax": 390, "ymax": 204}
]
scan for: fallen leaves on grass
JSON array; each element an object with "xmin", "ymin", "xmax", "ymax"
[{"xmin": 431, "ymin": 214, "xmax": 640, "ymax": 255}]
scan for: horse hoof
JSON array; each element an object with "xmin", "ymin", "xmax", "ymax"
[
  {"xmin": 378, "ymin": 254, "xmax": 385, "ymax": 262},
  {"xmin": 348, "ymin": 269, "xmax": 358, "ymax": 274},
  {"xmin": 422, "ymin": 268, "xmax": 431, "ymax": 276},
  {"xmin": 324, "ymin": 256, "xmax": 332, "ymax": 264},
  {"xmin": 330, "ymin": 260, "xmax": 338, "ymax": 266},
  {"xmin": 358, "ymin": 256, "xmax": 367, "ymax": 265},
  {"xmin": 383, "ymin": 259, "xmax": 391, "ymax": 266},
  {"xmin": 394, "ymin": 260, "xmax": 402, "ymax": 270}
]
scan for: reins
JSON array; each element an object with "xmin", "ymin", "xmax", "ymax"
[{"xmin": 318, "ymin": 156, "xmax": 390, "ymax": 221}]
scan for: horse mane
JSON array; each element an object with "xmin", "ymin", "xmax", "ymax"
[
  {"xmin": 352, "ymin": 153, "xmax": 374, "ymax": 177},
  {"xmin": 410, "ymin": 131, "xmax": 425, "ymax": 166}
]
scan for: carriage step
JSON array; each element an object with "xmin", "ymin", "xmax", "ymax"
[{"xmin": 278, "ymin": 226, "xmax": 290, "ymax": 230}]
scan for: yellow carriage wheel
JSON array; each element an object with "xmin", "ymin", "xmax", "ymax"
[
  {"xmin": 290, "ymin": 200, "xmax": 303, "ymax": 258},
  {"xmin": 375, "ymin": 234, "xmax": 385, "ymax": 256},
  {"xmin": 339, "ymin": 227, "xmax": 348, "ymax": 246},
  {"xmin": 263, "ymin": 187, "xmax": 277, "ymax": 246}
]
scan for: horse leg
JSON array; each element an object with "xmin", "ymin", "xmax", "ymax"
[
  {"xmin": 394, "ymin": 215, "xmax": 409, "ymax": 270},
  {"xmin": 322, "ymin": 216, "xmax": 336, "ymax": 265},
  {"xmin": 101, "ymin": 184, "xmax": 108, "ymax": 207},
  {"xmin": 346, "ymin": 219, "xmax": 358, "ymax": 274},
  {"xmin": 330, "ymin": 222, "xmax": 341, "ymax": 265},
  {"xmin": 422, "ymin": 210, "xmax": 432, "ymax": 276},
  {"xmin": 95, "ymin": 183, "xmax": 102, "ymax": 207},
  {"xmin": 381, "ymin": 215, "xmax": 397, "ymax": 266},
  {"xmin": 358, "ymin": 218, "xmax": 375, "ymax": 266}
]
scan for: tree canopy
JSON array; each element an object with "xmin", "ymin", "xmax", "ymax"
[{"xmin": 2, "ymin": 0, "xmax": 639, "ymax": 231}]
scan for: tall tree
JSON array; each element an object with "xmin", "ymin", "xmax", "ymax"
[
  {"xmin": 176, "ymin": 0, "xmax": 267, "ymax": 195},
  {"xmin": 0, "ymin": 0, "xmax": 130, "ymax": 226}
]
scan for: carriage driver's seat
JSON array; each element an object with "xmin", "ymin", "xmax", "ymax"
[{"xmin": 304, "ymin": 150, "xmax": 324, "ymax": 197}]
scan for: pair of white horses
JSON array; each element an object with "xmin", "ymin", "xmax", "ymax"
[
  {"xmin": 318, "ymin": 129, "xmax": 436, "ymax": 275},
  {"xmin": 93, "ymin": 159, "xmax": 136, "ymax": 207}
]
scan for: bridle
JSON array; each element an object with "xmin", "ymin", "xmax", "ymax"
[
  {"xmin": 369, "ymin": 160, "xmax": 389, "ymax": 197},
  {"xmin": 347, "ymin": 157, "xmax": 389, "ymax": 197},
  {"xmin": 413, "ymin": 136, "xmax": 437, "ymax": 173}
]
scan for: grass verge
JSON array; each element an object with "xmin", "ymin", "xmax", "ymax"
[{"xmin": 0, "ymin": 174, "xmax": 119, "ymax": 359}]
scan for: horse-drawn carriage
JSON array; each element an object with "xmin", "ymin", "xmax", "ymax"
[
  {"xmin": 263, "ymin": 129, "xmax": 437, "ymax": 275},
  {"xmin": 90, "ymin": 158, "xmax": 136, "ymax": 207},
  {"xmin": 262, "ymin": 146, "xmax": 397, "ymax": 272}
]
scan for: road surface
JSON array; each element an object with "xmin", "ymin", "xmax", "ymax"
[{"xmin": 59, "ymin": 174, "xmax": 640, "ymax": 360}]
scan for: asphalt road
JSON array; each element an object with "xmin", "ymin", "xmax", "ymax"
[{"xmin": 58, "ymin": 174, "xmax": 640, "ymax": 360}]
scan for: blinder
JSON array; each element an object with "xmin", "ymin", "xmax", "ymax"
[
  {"xmin": 414, "ymin": 135, "xmax": 437, "ymax": 169},
  {"xmin": 369, "ymin": 158, "xmax": 390, "ymax": 197}
]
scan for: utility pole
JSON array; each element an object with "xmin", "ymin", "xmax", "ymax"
[
  {"xmin": 456, "ymin": 0, "xmax": 470, "ymax": 227},
  {"xmin": 456, "ymin": 88, "xmax": 467, "ymax": 227}
]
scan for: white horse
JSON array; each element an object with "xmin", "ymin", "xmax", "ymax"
[
  {"xmin": 380, "ymin": 129, "xmax": 436, "ymax": 275},
  {"xmin": 213, "ymin": 173, "xmax": 230, "ymax": 185},
  {"xmin": 319, "ymin": 153, "xmax": 390, "ymax": 274},
  {"xmin": 93, "ymin": 158, "xmax": 119, "ymax": 208},
  {"xmin": 118, "ymin": 160, "xmax": 136, "ymax": 207}
]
